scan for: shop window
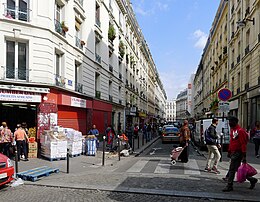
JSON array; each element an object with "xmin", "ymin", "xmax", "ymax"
[{"xmin": 6, "ymin": 40, "xmax": 27, "ymax": 80}]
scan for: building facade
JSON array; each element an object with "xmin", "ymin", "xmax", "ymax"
[
  {"xmin": 193, "ymin": 0, "xmax": 260, "ymax": 129},
  {"xmin": 0, "ymin": 0, "xmax": 166, "ymax": 137},
  {"xmin": 165, "ymin": 99, "xmax": 176, "ymax": 123},
  {"xmin": 176, "ymin": 89, "xmax": 188, "ymax": 123}
]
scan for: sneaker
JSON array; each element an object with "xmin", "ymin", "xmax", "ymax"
[
  {"xmin": 222, "ymin": 186, "xmax": 233, "ymax": 192},
  {"xmin": 222, "ymin": 177, "xmax": 228, "ymax": 181},
  {"xmin": 256, "ymin": 155, "xmax": 259, "ymax": 158},
  {"xmin": 204, "ymin": 167, "xmax": 211, "ymax": 172},
  {"xmin": 212, "ymin": 167, "xmax": 220, "ymax": 174},
  {"xmin": 249, "ymin": 179, "xmax": 258, "ymax": 189}
]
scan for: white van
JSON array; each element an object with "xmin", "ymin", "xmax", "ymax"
[{"xmin": 193, "ymin": 118, "xmax": 230, "ymax": 150}]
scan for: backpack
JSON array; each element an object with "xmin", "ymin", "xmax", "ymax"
[{"xmin": 204, "ymin": 128, "xmax": 215, "ymax": 144}]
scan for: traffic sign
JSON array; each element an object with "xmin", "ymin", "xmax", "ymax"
[
  {"xmin": 218, "ymin": 88, "xmax": 232, "ymax": 101},
  {"xmin": 218, "ymin": 101, "xmax": 230, "ymax": 112}
]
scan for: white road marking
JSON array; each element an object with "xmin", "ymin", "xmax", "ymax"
[
  {"xmin": 154, "ymin": 160, "xmax": 171, "ymax": 174},
  {"xmin": 184, "ymin": 159, "xmax": 201, "ymax": 175},
  {"xmin": 126, "ymin": 160, "xmax": 149, "ymax": 173}
]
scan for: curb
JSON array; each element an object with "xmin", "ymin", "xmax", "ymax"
[{"xmin": 134, "ymin": 136, "xmax": 160, "ymax": 157}]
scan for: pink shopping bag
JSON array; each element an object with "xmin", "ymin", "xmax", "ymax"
[
  {"xmin": 246, "ymin": 163, "xmax": 257, "ymax": 177},
  {"xmin": 237, "ymin": 163, "xmax": 247, "ymax": 183}
]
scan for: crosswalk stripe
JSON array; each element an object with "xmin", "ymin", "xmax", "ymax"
[
  {"xmin": 154, "ymin": 160, "xmax": 171, "ymax": 174},
  {"xmin": 184, "ymin": 159, "xmax": 201, "ymax": 175},
  {"xmin": 126, "ymin": 160, "xmax": 149, "ymax": 173}
]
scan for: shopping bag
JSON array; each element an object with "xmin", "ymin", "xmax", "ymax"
[
  {"xmin": 237, "ymin": 163, "xmax": 247, "ymax": 183},
  {"xmin": 246, "ymin": 163, "xmax": 258, "ymax": 177}
]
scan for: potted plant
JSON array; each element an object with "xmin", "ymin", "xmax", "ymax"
[
  {"xmin": 119, "ymin": 40, "xmax": 125, "ymax": 58},
  {"xmin": 108, "ymin": 24, "xmax": 116, "ymax": 41},
  {"xmin": 61, "ymin": 21, "xmax": 69, "ymax": 32},
  {"xmin": 80, "ymin": 40, "xmax": 85, "ymax": 46}
]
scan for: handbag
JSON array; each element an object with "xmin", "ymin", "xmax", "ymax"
[
  {"xmin": 245, "ymin": 163, "xmax": 257, "ymax": 177},
  {"xmin": 237, "ymin": 163, "xmax": 247, "ymax": 183}
]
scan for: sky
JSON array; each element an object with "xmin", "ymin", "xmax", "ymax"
[{"xmin": 130, "ymin": 0, "xmax": 220, "ymax": 100}]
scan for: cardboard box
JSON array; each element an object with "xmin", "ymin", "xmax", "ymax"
[
  {"xmin": 28, "ymin": 142, "xmax": 38, "ymax": 149},
  {"xmin": 28, "ymin": 152, "xmax": 37, "ymax": 158}
]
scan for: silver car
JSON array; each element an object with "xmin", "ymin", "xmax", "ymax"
[{"xmin": 161, "ymin": 126, "xmax": 180, "ymax": 143}]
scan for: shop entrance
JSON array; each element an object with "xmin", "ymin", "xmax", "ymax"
[{"xmin": 0, "ymin": 103, "xmax": 37, "ymax": 132}]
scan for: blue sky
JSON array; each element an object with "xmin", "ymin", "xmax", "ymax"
[{"xmin": 131, "ymin": 0, "xmax": 220, "ymax": 100}]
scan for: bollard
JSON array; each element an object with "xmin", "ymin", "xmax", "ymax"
[
  {"xmin": 132, "ymin": 135, "xmax": 135, "ymax": 152},
  {"xmin": 137, "ymin": 134, "xmax": 140, "ymax": 149},
  {"xmin": 142, "ymin": 133, "xmax": 144, "ymax": 146},
  {"xmin": 67, "ymin": 148, "xmax": 69, "ymax": 173},
  {"xmin": 220, "ymin": 132, "xmax": 223, "ymax": 162},
  {"xmin": 117, "ymin": 135, "xmax": 120, "ymax": 161},
  {"xmin": 102, "ymin": 136, "xmax": 106, "ymax": 166},
  {"xmin": 15, "ymin": 148, "xmax": 18, "ymax": 176}
]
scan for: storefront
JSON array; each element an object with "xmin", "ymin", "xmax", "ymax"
[{"xmin": 0, "ymin": 86, "xmax": 49, "ymax": 135}]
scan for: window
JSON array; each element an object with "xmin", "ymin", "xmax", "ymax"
[
  {"xmin": 5, "ymin": 0, "xmax": 30, "ymax": 22},
  {"xmin": 6, "ymin": 40, "xmax": 27, "ymax": 80},
  {"xmin": 55, "ymin": 51, "xmax": 65, "ymax": 87},
  {"xmin": 95, "ymin": 2, "xmax": 100, "ymax": 27}
]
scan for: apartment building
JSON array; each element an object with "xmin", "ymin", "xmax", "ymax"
[
  {"xmin": 176, "ymin": 89, "xmax": 188, "ymax": 123},
  {"xmin": 193, "ymin": 0, "xmax": 260, "ymax": 128},
  {"xmin": 0, "ymin": 0, "xmax": 166, "ymax": 136},
  {"xmin": 165, "ymin": 99, "xmax": 176, "ymax": 123}
]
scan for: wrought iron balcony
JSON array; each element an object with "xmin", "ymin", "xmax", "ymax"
[
  {"xmin": 95, "ymin": 90, "xmax": 101, "ymax": 99},
  {"xmin": 55, "ymin": 75, "xmax": 66, "ymax": 87},
  {"xmin": 109, "ymin": 64, "xmax": 113, "ymax": 73},
  {"xmin": 2, "ymin": 66, "xmax": 28, "ymax": 81},
  {"xmin": 4, "ymin": 4, "xmax": 30, "ymax": 22},
  {"xmin": 95, "ymin": 53, "xmax": 101, "ymax": 64},
  {"xmin": 75, "ymin": 82, "xmax": 83, "ymax": 93}
]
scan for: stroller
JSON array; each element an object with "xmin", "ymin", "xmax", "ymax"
[{"xmin": 170, "ymin": 146, "xmax": 186, "ymax": 165}]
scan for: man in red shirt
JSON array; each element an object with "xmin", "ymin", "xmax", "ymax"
[{"xmin": 223, "ymin": 116, "xmax": 258, "ymax": 192}]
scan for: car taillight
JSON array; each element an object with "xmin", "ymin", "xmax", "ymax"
[{"xmin": 7, "ymin": 158, "xmax": 13, "ymax": 167}]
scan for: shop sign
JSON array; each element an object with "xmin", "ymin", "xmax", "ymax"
[
  {"xmin": 71, "ymin": 96, "xmax": 86, "ymax": 108},
  {"xmin": 0, "ymin": 90, "xmax": 41, "ymax": 102}
]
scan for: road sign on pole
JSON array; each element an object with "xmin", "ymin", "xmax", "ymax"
[
  {"xmin": 218, "ymin": 88, "xmax": 232, "ymax": 101},
  {"xmin": 218, "ymin": 101, "xmax": 230, "ymax": 113}
]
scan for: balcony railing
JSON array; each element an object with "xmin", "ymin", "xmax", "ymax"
[
  {"xmin": 95, "ymin": 53, "xmax": 101, "ymax": 64},
  {"xmin": 245, "ymin": 45, "xmax": 249, "ymax": 56},
  {"xmin": 75, "ymin": 82, "xmax": 83, "ymax": 93},
  {"xmin": 95, "ymin": 90, "xmax": 101, "ymax": 99},
  {"xmin": 1, "ymin": 66, "xmax": 28, "ymax": 81},
  {"xmin": 237, "ymin": 55, "xmax": 240, "ymax": 63},
  {"xmin": 109, "ymin": 64, "xmax": 113, "ymax": 73},
  {"xmin": 55, "ymin": 20, "xmax": 66, "ymax": 37},
  {"xmin": 75, "ymin": 0, "xmax": 83, "ymax": 7},
  {"xmin": 75, "ymin": 36, "xmax": 84, "ymax": 50},
  {"xmin": 55, "ymin": 75, "xmax": 66, "ymax": 87},
  {"xmin": 244, "ymin": 82, "xmax": 249, "ymax": 91},
  {"xmin": 4, "ymin": 4, "xmax": 30, "ymax": 22}
]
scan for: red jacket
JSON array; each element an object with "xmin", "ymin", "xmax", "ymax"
[{"xmin": 228, "ymin": 125, "xmax": 248, "ymax": 153}]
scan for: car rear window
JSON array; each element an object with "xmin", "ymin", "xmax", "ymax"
[{"xmin": 165, "ymin": 127, "xmax": 179, "ymax": 133}]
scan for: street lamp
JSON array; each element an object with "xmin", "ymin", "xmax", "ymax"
[{"xmin": 236, "ymin": 18, "xmax": 255, "ymax": 28}]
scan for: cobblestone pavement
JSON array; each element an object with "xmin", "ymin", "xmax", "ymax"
[{"xmin": 0, "ymin": 185, "xmax": 240, "ymax": 202}]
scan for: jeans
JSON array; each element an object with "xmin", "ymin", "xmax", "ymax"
[
  {"xmin": 206, "ymin": 145, "xmax": 221, "ymax": 169},
  {"xmin": 253, "ymin": 138, "xmax": 260, "ymax": 156},
  {"xmin": 17, "ymin": 140, "xmax": 28, "ymax": 160}
]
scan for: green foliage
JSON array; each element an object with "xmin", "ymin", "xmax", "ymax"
[
  {"xmin": 119, "ymin": 40, "xmax": 125, "ymax": 58},
  {"xmin": 108, "ymin": 24, "xmax": 116, "ymax": 41}
]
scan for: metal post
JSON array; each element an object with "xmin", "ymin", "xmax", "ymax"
[
  {"xmin": 137, "ymin": 133, "xmax": 140, "ymax": 149},
  {"xmin": 102, "ymin": 136, "xmax": 106, "ymax": 166},
  {"xmin": 15, "ymin": 147, "xmax": 18, "ymax": 176},
  {"xmin": 220, "ymin": 112, "xmax": 225, "ymax": 162},
  {"xmin": 67, "ymin": 148, "xmax": 69, "ymax": 174},
  {"xmin": 132, "ymin": 135, "xmax": 135, "ymax": 152},
  {"xmin": 118, "ymin": 135, "xmax": 120, "ymax": 161},
  {"xmin": 142, "ymin": 132, "xmax": 144, "ymax": 146}
]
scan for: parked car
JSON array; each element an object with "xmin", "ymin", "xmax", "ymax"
[
  {"xmin": 161, "ymin": 126, "xmax": 180, "ymax": 143},
  {"xmin": 193, "ymin": 118, "xmax": 230, "ymax": 151},
  {"xmin": 0, "ymin": 153, "xmax": 14, "ymax": 186}
]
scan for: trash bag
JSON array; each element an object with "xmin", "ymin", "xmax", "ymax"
[
  {"xmin": 246, "ymin": 163, "xmax": 258, "ymax": 177},
  {"xmin": 11, "ymin": 178, "xmax": 24, "ymax": 187},
  {"xmin": 237, "ymin": 163, "xmax": 247, "ymax": 183}
]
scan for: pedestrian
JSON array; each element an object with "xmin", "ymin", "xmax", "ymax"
[
  {"xmin": 146, "ymin": 123, "xmax": 152, "ymax": 142},
  {"xmin": 178, "ymin": 120, "xmax": 190, "ymax": 163},
  {"xmin": 250, "ymin": 121, "xmax": 260, "ymax": 158},
  {"xmin": 204, "ymin": 118, "xmax": 221, "ymax": 174},
  {"xmin": 14, "ymin": 124, "xmax": 29, "ymax": 161},
  {"xmin": 222, "ymin": 116, "xmax": 258, "ymax": 192},
  {"xmin": 88, "ymin": 124, "xmax": 99, "ymax": 148},
  {"xmin": 143, "ymin": 123, "xmax": 147, "ymax": 141},
  {"xmin": 0, "ymin": 122, "xmax": 13, "ymax": 157},
  {"xmin": 105, "ymin": 125, "xmax": 115, "ymax": 151}
]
